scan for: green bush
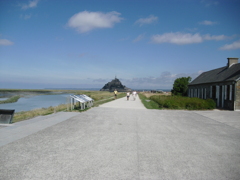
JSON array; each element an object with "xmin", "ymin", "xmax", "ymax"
[
  {"xmin": 171, "ymin": 76, "xmax": 191, "ymax": 96},
  {"xmin": 150, "ymin": 95, "xmax": 216, "ymax": 110},
  {"xmin": 205, "ymin": 99, "xmax": 216, "ymax": 109}
]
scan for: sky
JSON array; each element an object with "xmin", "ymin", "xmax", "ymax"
[{"xmin": 0, "ymin": 0, "xmax": 240, "ymax": 90}]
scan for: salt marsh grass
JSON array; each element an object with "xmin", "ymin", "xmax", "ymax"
[
  {"xmin": 0, "ymin": 95, "xmax": 21, "ymax": 104},
  {"xmin": 13, "ymin": 104, "xmax": 68, "ymax": 123}
]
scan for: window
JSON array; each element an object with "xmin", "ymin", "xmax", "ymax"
[
  {"xmin": 204, "ymin": 88, "xmax": 206, "ymax": 99},
  {"xmin": 212, "ymin": 86, "xmax": 216, "ymax": 99},
  {"xmin": 227, "ymin": 85, "xmax": 230, "ymax": 100},
  {"xmin": 210, "ymin": 86, "xmax": 212, "ymax": 98},
  {"xmin": 224, "ymin": 85, "xmax": 227, "ymax": 100},
  {"xmin": 230, "ymin": 85, "xmax": 232, "ymax": 100},
  {"xmin": 216, "ymin": 86, "xmax": 219, "ymax": 107}
]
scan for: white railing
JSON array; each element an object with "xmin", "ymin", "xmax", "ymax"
[{"xmin": 70, "ymin": 94, "xmax": 94, "ymax": 110}]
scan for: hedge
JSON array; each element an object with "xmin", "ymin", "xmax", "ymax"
[{"xmin": 150, "ymin": 95, "xmax": 216, "ymax": 110}]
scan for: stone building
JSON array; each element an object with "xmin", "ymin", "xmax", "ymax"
[
  {"xmin": 188, "ymin": 58, "xmax": 240, "ymax": 110},
  {"xmin": 100, "ymin": 77, "xmax": 132, "ymax": 92}
]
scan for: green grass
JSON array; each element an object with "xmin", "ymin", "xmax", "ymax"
[
  {"xmin": 139, "ymin": 93, "xmax": 216, "ymax": 110},
  {"xmin": 138, "ymin": 93, "xmax": 160, "ymax": 109},
  {"xmin": 0, "ymin": 95, "xmax": 21, "ymax": 104},
  {"xmin": 150, "ymin": 95, "xmax": 216, "ymax": 110},
  {"xmin": 13, "ymin": 104, "xmax": 69, "ymax": 123}
]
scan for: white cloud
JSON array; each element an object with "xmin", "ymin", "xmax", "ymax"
[
  {"xmin": 151, "ymin": 32, "xmax": 229, "ymax": 45},
  {"xmin": 199, "ymin": 20, "xmax": 217, "ymax": 25},
  {"xmin": 21, "ymin": 0, "xmax": 39, "ymax": 10},
  {"xmin": 135, "ymin": 15, "xmax": 158, "ymax": 26},
  {"xmin": 121, "ymin": 71, "xmax": 202, "ymax": 89},
  {"xmin": 220, "ymin": 40, "xmax": 240, "ymax": 50},
  {"xmin": 67, "ymin": 11, "xmax": 123, "ymax": 33},
  {"xmin": 203, "ymin": 34, "xmax": 228, "ymax": 40},
  {"xmin": 133, "ymin": 34, "xmax": 145, "ymax": 42},
  {"xmin": 0, "ymin": 39, "xmax": 14, "ymax": 46},
  {"xmin": 151, "ymin": 32, "xmax": 203, "ymax": 45}
]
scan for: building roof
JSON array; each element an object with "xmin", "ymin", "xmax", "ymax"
[{"xmin": 189, "ymin": 63, "xmax": 240, "ymax": 85}]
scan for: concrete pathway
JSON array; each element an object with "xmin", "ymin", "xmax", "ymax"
[
  {"xmin": 0, "ymin": 112, "xmax": 79, "ymax": 147},
  {"xmin": 99, "ymin": 94, "xmax": 146, "ymax": 109},
  {"xmin": 0, "ymin": 96, "xmax": 240, "ymax": 180}
]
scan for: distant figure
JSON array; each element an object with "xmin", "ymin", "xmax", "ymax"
[
  {"xmin": 114, "ymin": 89, "xmax": 118, "ymax": 99},
  {"xmin": 132, "ymin": 91, "xmax": 137, "ymax": 101},
  {"xmin": 126, "ymin": 92, "xmax": 130, "ymax": 101}
]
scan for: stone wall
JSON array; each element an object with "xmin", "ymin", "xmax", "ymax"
[{"xmin": 235, "ymin": 80, "xmax": 240, "ymax": 110}]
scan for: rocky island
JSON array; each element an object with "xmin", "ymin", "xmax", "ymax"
[{"xmin": 100, "ymin": 77, "xmax": 132, "ymax": 92}]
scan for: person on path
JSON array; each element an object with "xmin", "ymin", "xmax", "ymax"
[
  {"xmin": 132, "ymin": 91, "xmax": 137, "ymax": 101},
  {"xmin": 114, "ymin": 89, "xmax": 118, "ymax": 99},
  {"xmin": 126, "ymin": 92, "xmax": 130, "ymax": 101}
]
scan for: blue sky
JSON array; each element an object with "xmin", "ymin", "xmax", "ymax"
[{"xmin": 0, "ymin": 0, "xmax": 240, "ymax": 90}]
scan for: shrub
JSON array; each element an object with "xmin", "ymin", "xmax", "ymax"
[{"xmin": 205, "ymin": 99, "xmax": 216, "ymax": 109}]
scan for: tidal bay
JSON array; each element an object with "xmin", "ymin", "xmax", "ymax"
[{"xmin": 0, "ymin": 94, "xmax": 70, "ymax": 112}]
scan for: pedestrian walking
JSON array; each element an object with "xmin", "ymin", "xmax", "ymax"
[
  {"xmin": 114, "ymin": 89, "xmax": 118, "ymax": 99},
  {"xmin": 132, "ymin": 90, "xmax": 137, "ymax": 101},
  {"xmin": 126, "ymin": 92, "xmax": 130, "ymax": 101}
]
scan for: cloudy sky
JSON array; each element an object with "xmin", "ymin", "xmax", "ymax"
[{"xmin": 0, "ymin": 0, "xmax": 240, "ymax": 90}]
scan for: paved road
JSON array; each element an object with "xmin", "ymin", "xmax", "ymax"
[{"xmin": 0, "ymin": 95, "xmax": 240, "ymax": 180}]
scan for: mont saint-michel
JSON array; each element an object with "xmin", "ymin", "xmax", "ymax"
[{"xmin": 100, "ymin": 77, "xmax": 132, "ymax": 92}]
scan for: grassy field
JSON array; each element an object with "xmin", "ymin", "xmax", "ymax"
[
  {"xmin": 138, "ymin": 92, "xmax": 172, "ymax": 109},
  {"xmin": 150, "ymin": 95, "xmax": 216, "ymax": 110},
  {"xmin": 138, "ymin": 93, "xmax": 160, "ymax": 109},
  {"xmin": 0, "ymin": 89, "xmax": 125, "ymax": 123},
  {"xmin": 13, "ymin": 104, "xmax": 69, "ymax": 122},
  {"xmin": 139, "ymin": 92, "xmax": 216, "ymax": 110}
]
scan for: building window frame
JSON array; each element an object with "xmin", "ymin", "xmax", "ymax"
[{"xmin": 230, "ymin": 85, "xmax": 232, "ymax": 101}]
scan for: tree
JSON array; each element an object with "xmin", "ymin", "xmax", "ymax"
[{"xmin": 171, "ymin": 76, "xmax": 192, "ymax": 96}]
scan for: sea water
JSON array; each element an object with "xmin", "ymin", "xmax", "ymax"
[{"xmin": 0, "ymin": 94, "xmax": 71, "ymax": 112}]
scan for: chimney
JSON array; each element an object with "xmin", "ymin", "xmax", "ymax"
[{"xmin": 227, "ymin": 57, "xmax": 239, "ymax": 68}]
